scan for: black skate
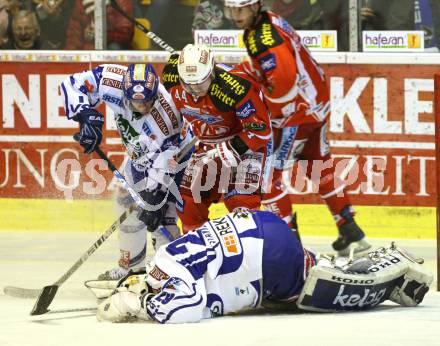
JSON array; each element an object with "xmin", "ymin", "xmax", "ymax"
[{"xmin": 332, "ymin": 220, "xmax": 371, "ymax": 256}]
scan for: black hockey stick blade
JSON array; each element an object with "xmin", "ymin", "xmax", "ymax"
[
  {"xmin": 3, "ymin": 286, "xmax": 40, "ymax": 298},
  {"xmin": 30, "ymin": 285, "xmax": 59, "ymax": 315}
]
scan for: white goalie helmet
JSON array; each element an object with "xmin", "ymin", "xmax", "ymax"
[{"xmin": 224, "ymin": 0, "xmax": 260, "ymax": 7}]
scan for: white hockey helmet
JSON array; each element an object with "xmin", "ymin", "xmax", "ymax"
[
  {"xmin": 224, "ymin": 0, "xmax": 260, "ymax": 7},
  {"xmin": 177, "ymin": 44, "xmax": 215, "ymax": 85}
]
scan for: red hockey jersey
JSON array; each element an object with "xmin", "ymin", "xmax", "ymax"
[
  {"xmin": 242, "ymin": 11, "xmax": 330, "ymax": 127},
  {"xmin": 163, "ymin": 55, "xmax": 271, "ymax": 152}
]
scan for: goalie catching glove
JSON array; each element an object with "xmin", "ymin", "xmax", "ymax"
[
  {"xmin": 97, "ymin": 272, "xmax": 152, "ymax": 323},
  {"xmin": 73, "ymin": 108, "xmax": 104, "ymax": 154}
]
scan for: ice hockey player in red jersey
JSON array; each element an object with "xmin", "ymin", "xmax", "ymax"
[
  {"xmin": 162, "ymin": 44, "xmax": 272, "ymax": 233},
  {"xmin": 95, "ymin": 210, "xmax": 433, "ymax": 324},
  {"xmin": 223, "ymin": 0, "xmax": 371, "ymax": 255}
]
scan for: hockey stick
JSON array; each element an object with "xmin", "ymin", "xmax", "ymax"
[
  {"xmin": 110, "ymin": 0, "xmax": 176, "ymax": 54},
  {"xmin": 37, "ymin": 307, "xmax": 97, "ymax": 315},
  {"xmin": 28, "ymin": 136, "xmax": 197, "ymax": 315},
  {"xmin": 4, "ymin": 136, "xmax": 197, "ymax": 315},
  {"xmin": 3, "ymin": 208, "xmax": 130, "ymax": 301}
]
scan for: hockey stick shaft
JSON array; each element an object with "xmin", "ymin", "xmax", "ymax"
[
  {"xmin": 3, "ymin": 209, "xmax": 130, "ymax": 300},
  {"xmin": 27, "ymin": 137, "xmax": 197, "ymax": 313},
  {"xmin": 93, "ymin": 135, "xmax": 197, "ymax": 240},
  {"xmin": 110, "ymin": 0, "xmax": 176, "ymax": 54},
  {"xmin": 44, "ymin": 307, "xmax": 97, "ymax": 315},
  {"xmin": 28, "ymin": 209, "xmax": 131, "ymax": 315}
]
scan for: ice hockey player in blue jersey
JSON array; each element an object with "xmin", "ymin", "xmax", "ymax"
[
  {"xmin": 96, "ymin": 210, "xmax": 433, "ymax": 324},
  {"xmin": 62, "ymin": 63, "xmax": 191, "ymax": 280}
]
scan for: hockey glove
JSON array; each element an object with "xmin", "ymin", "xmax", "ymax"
[
  {"xmin": 137, "ymin": 190, "xmax": 168, "ymax": 232},
  {"xmin": 216, "ymin": 136, "xmax": 249, "ymax": 168},
  {"xmin": 74, "ymin": 108, "xmax": 104, "ymax": 154}
]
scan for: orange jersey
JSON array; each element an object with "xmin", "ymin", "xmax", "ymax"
[
  {"xmin": 242, "ymin": 11, "xmax": 330, "ymax": 127},
  {"xmin": 163, "ymin": 55, "xmax": 271, "ymax": 152}
]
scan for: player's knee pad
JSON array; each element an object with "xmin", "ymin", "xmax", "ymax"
[{"xmin": 296, "ymin": 243, "xmax": 433, "ymax": 312}]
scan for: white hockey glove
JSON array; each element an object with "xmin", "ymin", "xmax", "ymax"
[
  {"xmin": 215, "ymin": 136, "xmax": 249, "ymax": 168},
  {"xmin": 152, "ymin": 147, "xmax": 179, "ymax": 173}
]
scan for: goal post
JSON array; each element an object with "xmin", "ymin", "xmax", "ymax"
[{"xmin": 435, "ymin": 74, "xmax": 440, "ymax": 291}]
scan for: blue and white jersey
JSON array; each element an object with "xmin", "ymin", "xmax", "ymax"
[
  {"xmin": 61, "ymin": 64, "xmax": 187, "ymax": 191},
  {"xmin": 145, "ymin": 210, "xmax": 311, "ymax": 323}
]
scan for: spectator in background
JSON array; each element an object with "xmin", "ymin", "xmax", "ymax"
[
  {"xmin": 11, "ymin": 9, "xmax": 41, "ymax": 49},
  {"xmin": 361, "ymin": 0, "xmax": 415, "ymax": 31},
  {"xmin": 316, "ymin": 0, "xmax": 349, "ymax": 51},
  {"xmin": 192, "ymin": 0, "xmax": 234, "ymax": 30},
  {"xmin": 0, "ymin": 0, "xmax": 13, "ymax": 48},
  {"xmin": 65, "ymin": 0, "xmax": 134, "ymax": 50},
  {"xmin": 157, "ymin": 0, "xmax": 198, "ymax": 50},
  {"xmin": 33, "ymin": 0, "xmax": 74, "ymax": 49},
  {"xmin": 270, "ymin": 0, "xmax": 323, "ymax": 30}
]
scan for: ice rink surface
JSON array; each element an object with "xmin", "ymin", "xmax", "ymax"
[{"xmin": 1, "ymin": 231, "xmax": 439, "ymax": 346}]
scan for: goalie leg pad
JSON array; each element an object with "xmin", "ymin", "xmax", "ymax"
[
  {"xmin": 297, "ymin": 244, "xmax": 433, "ymax": 312},
  {"xmin": 388, "ymin": 247, "xmax": 433, "ymax": 306},
  {"xmin": 296, "ymin": 264, "xmax": 396, "ymax": 312}
]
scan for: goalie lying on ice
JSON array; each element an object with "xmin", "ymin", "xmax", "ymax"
[{"xmin": 96, "ymin": 210, "xmax": 433, "ymax": 323}]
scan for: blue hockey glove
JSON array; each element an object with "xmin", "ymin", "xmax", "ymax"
[
  {"xmin": 137, "ymin": 190, "xmax": 168, "ymax": 232},
  {"xmin": 73, "ymin": 109, "xmax": 104, "ymax": 154}
]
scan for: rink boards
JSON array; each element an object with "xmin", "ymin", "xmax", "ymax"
[
  {"xmin": 0, "ymin": 198, "xmax": 435, "ymax": 239},
  {"xmin": 0, "ymin": 51, "xmax": 439, "ymax": 238}
]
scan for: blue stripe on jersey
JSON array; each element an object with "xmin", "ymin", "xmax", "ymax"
[
  {"xmin": 165, "ymin": 233, "xmax": 209, "ymax": 280},
  {"xmin": 61, "ymin": 82, "xmax": 71, "ymax": 119},
  {"xmin": 129, "ymin": 162, "xmax": 150, "ymax": 184},
  {"xmin": 236, "ymin": 225, "xmax": 261, "ymax": 239},
  {"xmin": 161, "ymin": 283, "xmax": 203, "ymax": 324},
  {"xmin": 128, "ymin": 245, "xmax": 146, "ymax": 267},
  {"xmin": 161, "ymin": 134, "xmax": 179, "ymax": 150},
  {"xmin": 250, "ymin": 280, "xmax": 262, "ymax": 308},
  {"xmin": 92, "ymin": 66, "xmax": 104, "ymax": 86},
  {"xmin": 147, "ymin": 280, "xmax": 202, "ymax": 324}
]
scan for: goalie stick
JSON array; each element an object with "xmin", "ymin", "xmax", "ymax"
[
  {"xmin": 4, "ymin": 136, "xmax": 197, "ymax": 315},
  {"xmin": 110, "ymin": 0, "xmax": 176, "ymax": 53}
]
